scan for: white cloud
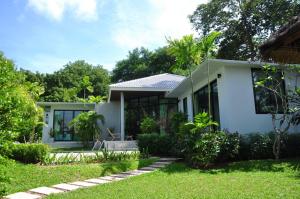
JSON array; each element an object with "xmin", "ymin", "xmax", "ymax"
[
  {"xmin": 112, "ymin": 0, "xmax": 208, "ymax": 49},
  {"xmin": 27, "ymin": 0, "xmax": 98, "ymax": 21}
]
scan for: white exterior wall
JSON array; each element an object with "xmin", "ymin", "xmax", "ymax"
[
  {"xmin": 41, "ymin": 104, "xmax": 94, "ymax": 148},
  {"xmin": 177, "ymin": 65, "xmax": 300, "ymax": 134},
  {"xmin": 95, "ymin": 101, "xmax": 121, "ymax": 140}
]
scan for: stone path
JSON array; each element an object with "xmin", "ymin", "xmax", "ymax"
[{"xmin": 5, "ymin": 158, "xmax": 178, "ymax": 199}]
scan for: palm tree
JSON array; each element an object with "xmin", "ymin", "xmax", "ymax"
[{"xmin": 167, "ymin": 32, "xmax": 221, "ymax": 120}]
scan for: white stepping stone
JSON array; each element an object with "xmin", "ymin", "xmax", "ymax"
[
  {"xmin": 85, "ymin": 178, "xmax": 110, "ymax": 184},
  {"xmin": 5, "ymin": 192, "xmax": 41, "ymax": 199},
  {"xmin": 70, "ymin": 181, "xmax": 97, "ymax": 187},
  {"xmin": 53, "ymin": 183, "xmax": 81, "ymax": 191},
  {"xmin": 139, "ymin": 167, "xmax": 157, "ymax": 170},
  {"xmin": 29, "ymin": 187, "xmax": 64, "ymax": 195},
  {"xmin": 150, "ymin": 164, "xmax": 166, "ymax": 168},
  {"xmin": 100, "ymin": 176, "xmax": 123, "ymax": 181}
]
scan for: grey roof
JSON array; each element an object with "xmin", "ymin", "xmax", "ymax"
[{"xmin": 110, "ymin": 73, "xmax": 185, "ymax": 91}]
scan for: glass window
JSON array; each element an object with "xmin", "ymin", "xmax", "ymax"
[
  {"xmin": 194, "ymin": 80, "xmax": 220, "ymax": 124},
  {"xmin": 53, "ymin": 110, "xmax": 85, "ymax": 141},
  {"xmin": 251, "ymin": 69, "xmax": 285, "ymax": 114},
  {"xmin": 183, "ymin": 97, "xmax": 188, "ymax": 116}
]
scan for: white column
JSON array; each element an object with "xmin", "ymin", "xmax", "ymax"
[{"xmin": 120, "ymin": 92, "xmax": 125, "ymax": 141}]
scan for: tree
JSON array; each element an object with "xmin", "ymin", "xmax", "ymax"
[
  {"xmin": 167, "ymin": 32, "xmax": 220, "ymax": 117},
  {"xmin": 255, "ymin": 64, "xmax": 300, "ymax": 159},
  {"xmin": 69, "ymin": 111, "xmax": 105, "ymax": 147},
  {"xmin": 0, "ymin": 52, "xmax": 44, "ymax": 143},
  {"xmin": 112, "ymin": 47, "xmax": 176, "ymax": 83},
  {"xmin": 23, "ymin": 60, "xmax": 110, "ymax": 102},
  {"xmin": 189, "ymin": 0, "xmax": 300, "ymax": 60}
]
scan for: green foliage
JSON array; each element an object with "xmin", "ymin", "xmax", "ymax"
[
  {"xmin": 0, "ymin": 52, "xmax": 44, "ymax": 143},
  {"xmin": 42, "ymin": 150, "xmax": 141, "ymax": 165},
  {"xmin": 190, "ymin": 131, "xmax": 225, "ymax": 167},
  {"xmin": 112, "ymin": 47, "xmax": 176, "ymax": 82},
  {"xmin": 4, "ymin": 143, "xmax": 50, "ymax": 164},
  {"xmin": 189, "ymin": 0, "xmax": 300, "ymax": 60},
  {"xmin": 23, "ymin": 60, "xmax": 110, "ymax": 102},
  {"xmin": 170, "ymin": 112, "xmax": 187, "ymax": 135},
  {"xmin": 69, "ymin": 111, "xmax": 105, "ymax": 147},
  {"xmin": 185, "ymin": 112, "xmax": 218, "ymax": 134},
  {"xmin": 0, "ymin": 155, "xmax": 13, "ymax": 196},
  {"xmin": 137, "ymin": 133, "xmax": 175, "ymax": 156},
  {"xmin": 140, "ymin": 117, "xmax": 158, "ymax": 134},
  {"xmin": 217, "ymin": 132, "xmax": 240, "ymax": 162}
]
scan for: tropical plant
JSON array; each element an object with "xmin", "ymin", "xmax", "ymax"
[
  {"xmin": 69, "ymin": 111, "xmax": 105, "ymax": 147},
  {"xmin": 140, "ymin": 117, "xmax": 158, "ymax": 134},
  {"xmin": 167, "ymin": 32, "xmax": 220, "ymax": 116}
]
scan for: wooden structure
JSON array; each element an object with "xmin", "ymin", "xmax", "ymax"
[{"xmin": 259, "ymin": 15, "xmax": 300, "ymax": 64}]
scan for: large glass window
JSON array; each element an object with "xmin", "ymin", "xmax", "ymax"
[
  {"xmin": 251, "ymin": 68, "xmax": 286, "ymax": 114},
  {"xmin": 194, "ymin": 80, "xmax": 220, "ymax": 124},
  {"xmin": 183, "ymin": 97, "xmax": 188, "ymax": 116},
  {"xmin": 53, "ymin": 110, "xmax": 85, "ymax": 141},
  {"xmin": 125, "ymin": 96, "xmax": 177, "ymax": 138}
]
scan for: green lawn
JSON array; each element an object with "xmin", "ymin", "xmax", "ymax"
[
  {"xmin": 5, "ymin": 158, "xmax": 156, "ymax": 195},
  {"xmin": 48, "ymin": 159, "xmax": 300, "ymax": 199}
]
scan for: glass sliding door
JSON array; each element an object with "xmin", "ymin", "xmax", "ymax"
[
  {"xmin": 53, "ymin": 110, "xmax": 85, "ymax": 141},
  {"xmin": 125, "ymin": 95, "xmax": 178, "ymax": 138}
]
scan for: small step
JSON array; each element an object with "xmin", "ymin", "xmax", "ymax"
[{"xmin": 52, "ymin": 183, "xmax": 81, "ymax": 191}]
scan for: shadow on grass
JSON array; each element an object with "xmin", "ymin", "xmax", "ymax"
[{"xmin": 161, "ymin": 158, "xmax": 300, "ymax": 177}]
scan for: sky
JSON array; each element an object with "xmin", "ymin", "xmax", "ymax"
[{"xmin": 0, "ymin": 0, "xmax": 207, "ymax": 73}]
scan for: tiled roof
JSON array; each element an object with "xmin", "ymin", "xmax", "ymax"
[{"xmin": 110, "ymin": 73, "xmax": 185, "ymax": 90}]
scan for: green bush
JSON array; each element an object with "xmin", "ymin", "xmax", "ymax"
[
  {"xmin": 140, "ymin": 117, "xmax": 158, "ymax": 134},
  {"xmin": 0, "ymin": 155, "xmax": 13, "ymax": 197},
  {"xmin": 170, "ymin": 112, "xmax": 187, "ymax": 135},
  {"xmin": 10, "ymin": 143, "xmax": 49, "ymax": 164},
  {"xmin": 283, "ymin": 133, "xmax": 300, "ymax": 157},
  {"xmin": 69, "ymin": 111, "xmax": 105, "ymax": 147},
  {"xmin": 137, "ymin": 133, "xmax": 174, "ymax": 156},
  {"xmin": 217, "ymin": 132, "xmax": 240, "ymax": 162},
  {"xmin": 189, "ymin": 131, "xmax": 225, "ymax": 167}
]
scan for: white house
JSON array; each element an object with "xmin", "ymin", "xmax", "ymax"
[{"xmin": 39, "ymin": 59, "xmax": 300, "ymax": 148}]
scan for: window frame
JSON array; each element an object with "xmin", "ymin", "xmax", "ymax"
[
  {"xmin": 53, "ymin": 109, "xmax": 88, "ymax": 142},
  {"xmin": 183, "ymin": 97, "xmax": 188, "ymax": 116},
  {"xmin": 251, "ymin": 68, "xmax": 286, "ymax": 114}
]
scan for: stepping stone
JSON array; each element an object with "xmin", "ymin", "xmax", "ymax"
[
  {"xmin": 100, "ymin": 176, "xmax": 123, "ymax": 181},
  {"xmin": 153, "ymin": 161, "xmax": 172, "ymax": 165},
  {"xmin": 139, "ymin": 166, "xmax": 157, "ymax": 171},
  {"xmin": 85, "ymin": 178, "xmax": 110, "ymax": 184},
  {"xmin": 150, "ymin": 164, "xmax": 166, "ymax": 168},
  {"xmin": 70, "ymin": 181, "xmax": 98, "ymax": 187},
  {"xmin": 5, "ymin": 192, "xmax": 41, "ymax": 199},
  {"xmin": 29, "ymin": 187, "xmax": 64, "ymax": 195},
  {"xmin": 53, "ymin": 183, "xmax": 81, "ymax": 191},
  {"xmin": 134, "ymin": 170, "xmax": 152, "ymax": 174},
  {"xmin": 159, "ymin": 158, "xmax": 179, "ymax": 161}
]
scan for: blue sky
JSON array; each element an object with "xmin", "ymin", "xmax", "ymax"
[{"xmin": 0, "ymin": 0, "xmax": 206, "ymax": 73}]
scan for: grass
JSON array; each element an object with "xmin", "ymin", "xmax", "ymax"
[
  {"xmin": 5, "ymin": 158, "xmax": 156, "ymax": 195},
  {"xmin": 47, "ymin": 158, "xmax": 300, "ymax": 199}
]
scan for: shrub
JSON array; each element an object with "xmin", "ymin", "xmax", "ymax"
[
  {"xmin": 189, "ymin": 131, "xmax": 225, "ymax": 167},
  {"xmin": 10, "ymin": 143, "xmax": 49, "ymax": 164},
  {"xmin": 170, "ymin": 112, "xmax": 187, "ymax": 135},
  {"xmin": 69, "ymin": 111, "xmax": 105, "ymax": 147},
  {"xmin": 137, "ymin": 133, "xmax": 174, "ymax": 156},
  {"xmin": 140, "ymin": 117, "xmax": 158, "ymax": 134},
  {"xmin": 0, "ymin": 155, "xmax": 13, "ymax": 197},
  {"xmin": 217, "ymin": 131, "xmax": 240, "ymax": 162},
  {"xmin": 283, "ymin": 133, "xmax": 300, "ymax": 158}
]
